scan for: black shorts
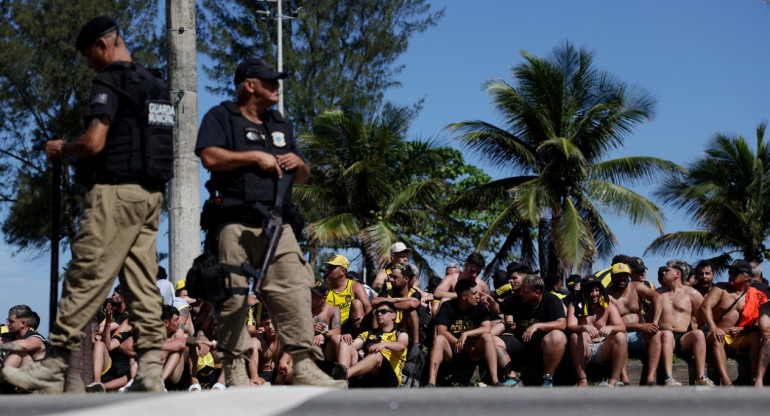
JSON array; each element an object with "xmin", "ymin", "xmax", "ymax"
[
  {"xmin": 672, "ymin": 331, "xmax": 688, "ymax": 357},
  {"xmin": 500, "ymin": 332, "xmax": 545, "ymax": 362},
  {"xmin": 349, "ymin": 354, "xmax": 399, "ymax": 388},
  {"xmin": 102, "ymin": 355, "xmax": 130, "ymax": 383}
]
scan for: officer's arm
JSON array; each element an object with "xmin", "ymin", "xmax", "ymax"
[
  {"xmin": 199, "ymin": 146, "xmax": 282, "ymax": 177},
  {"xmin": 48, "ymin": 115, "xmax": 111, "ymax": 160}
]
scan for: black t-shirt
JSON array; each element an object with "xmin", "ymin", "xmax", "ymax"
[
  {"xmin": 195, "ymin": 104, "xmax": 304, "ymax": 160},
  {"xmin": 500, "ymin": 292, "xmax": 565, "ymax": 338},
  {"xmin": 435, "ymin": 300, "xmax": 490, "ymax": 338}
]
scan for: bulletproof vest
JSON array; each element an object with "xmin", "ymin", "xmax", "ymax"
[
  {"xmin": 76, "ymin": 62, "xmax": 174, "ymax": 189},
  {"xmin": 208, "ymin": 101, "xmax": 293, "ymax": 207}
]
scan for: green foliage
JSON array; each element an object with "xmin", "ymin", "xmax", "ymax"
[
  {"xmin": 449, "ymin": 41, "xmax": 679, "ymax": 274},
  {"xmin": 197, "ymin": 0, "xmax": 443, "ymax": 133},
  {"xmin": 0, "ymin": 0, "xmax": 163, "ymax": 256},
  {"xmin": 648, "ymin": 122, "xmax": 770, "ymax": 266},
  {"xmin": 295, "ymin": 105, "xmax": 494, "ymax": 279}
]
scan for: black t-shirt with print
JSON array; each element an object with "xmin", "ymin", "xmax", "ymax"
[
  {"xmin": 500, "ymin": 292, "xmax": 565, "ymax": 338},
  {"xmin": 435, "ymin": 300, "xmax": 490, "ymax": 338}
]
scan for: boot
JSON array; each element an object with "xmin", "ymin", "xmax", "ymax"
[
  {"xmin": 292, "ymin": 351, "xmax": 347, "ymax": 388},
  {"xmin": 127, "ymin": 350, "xmax": 164, "ymax": 392},
  {"xmin": 1, "ymin": 347, "xmax": 69, "ymax": 394},
  {"xmin": 223, "ymin": 356, "xmax": 249, "ymax": 387}
]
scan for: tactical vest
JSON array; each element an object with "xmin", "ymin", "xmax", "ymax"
[
  {"xmin": 208, "ymin": 102, "xmax": 293, "ymax": 207},
  {"xmin": 76, "ymin": 62, "xmax": 174, "ymax": 189}
]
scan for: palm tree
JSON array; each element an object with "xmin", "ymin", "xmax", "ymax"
[
  {"xmin": 295, "ymin": 105, "xmax": 455, "ymax": 278},
  {"xmin": 449, "ymin": 41, "xmax": 681, "ymax": 275},
  {"xmin": 647, "ymin": 122, "xmax": 770, "ymax": 268}
]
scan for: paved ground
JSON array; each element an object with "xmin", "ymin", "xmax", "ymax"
[{"xmin": 0, "ymin": 386, "xmax": 767, "ymax": 416}]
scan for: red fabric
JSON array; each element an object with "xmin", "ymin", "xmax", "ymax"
[{"xmin": 738, "ymin": 287, "xmax": 768, "ymax": 327}]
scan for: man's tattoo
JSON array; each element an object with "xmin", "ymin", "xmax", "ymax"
[
  {"xmin": 495, "ymin": 346, "xmax": 510, "ymax": 367},
  {"xmin": 332, "ymin": 310, "xmax": 341, "ymax": 329},
  {"xmin": 762, "ymin": 339, "xmax": 770, "ymax": 370},
  {"xmin": 0, "ymin": 341, "xmax": 23, "ymax": 352}
]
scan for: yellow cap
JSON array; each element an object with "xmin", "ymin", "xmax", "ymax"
[
  {"xmin": 175, "ymin": 280, "xmax": 186, "ymax": 291},
  {"xmin": 611, "ymin": 263, "xmax": 631, "ymax": 275},
  {"xmin": 326, "ymin": 254, "xmax": 349, "ymax": 270}
]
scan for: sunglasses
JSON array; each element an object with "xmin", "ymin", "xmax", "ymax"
[{"xmin": 374, "ymin": 309, "xmax": 393, "ymax": 315}]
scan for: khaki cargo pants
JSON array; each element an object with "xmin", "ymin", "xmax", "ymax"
[
  {"xmin": 49, "ymin": 184, "xmax": 166, "ymax": 352},
  {"xmin": 215, "ymin": 222, "xmax": 321, "ymax": 364}
]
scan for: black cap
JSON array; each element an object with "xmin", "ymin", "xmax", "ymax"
[
  {"xmin": 581, "ymin": 274, "xmax": 603, "ymax": 289},
  {"xmin": 729, "ymin": 259, "xmax": 752, "ymax": 275},
  {"xmin": 506, "ymin": 261, "xmax": 532, "ymax": 276},
  {"xmin": 76, "ymin": 16, "xmax": 119, "ymax": 51},
  {"xmin": 566, "ymin": 274, "xmax": 583, "ymax": 287},
  {"xmin": 311, "ymin": 280, "xmax": 329, "ymax": 297},
  {"xmin": 234, "ymin": 58, "xmax": 287, "ymax": 84},
  {"xmin": 629, "ymin": 257, "xmax": 648, "ymax": 273}
]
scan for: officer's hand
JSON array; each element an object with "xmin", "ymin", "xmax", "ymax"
[
  {"xmin": 275, "ymin": 153, "xmax": 304, "ymax": 172},
  {"xmin": 253, "ymin": 151, "xmax": 282, "ymax": 178},
  {"xmin": 46, "ymin": 139, "xmax": 65, "ymax": 160}
]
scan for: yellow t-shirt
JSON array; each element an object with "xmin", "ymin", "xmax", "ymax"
[
  {"xmin": 357, "ymin": 328, "xmax": 406, "ymax": 385},
  {"xmin": 326, "ymin": 279, "xmax": 356, "ymax": 324}
]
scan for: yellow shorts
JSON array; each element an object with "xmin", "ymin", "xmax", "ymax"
[{"xmin": 707, "ymin": 332, "xmax": 749, "ymax": 354}]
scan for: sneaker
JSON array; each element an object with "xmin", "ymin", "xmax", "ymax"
[
  {"xmin": 331, "ymin": 363, "xmax": 348, "ymax": 380},
  {"xmin": 598, "ymin": 381, "xmax": 609, "ymax": 387},
  {"xmin": 118, "ymin": 378, "xmax": 134, "ymax": 392},
  {"xmin": 541, "ymin": 374, "xmax": 553, "ymax": 388},
  {"xmin": 423, "ymin": 383, "xmax": 436, "ymax": 388},
  {"xmin": 694, "ymin": 376, "xmax": 715, "ymax": 387},
  {"xmin": 85, "ymin": 382, "xmax": 106, "ymax": 393},
  {"xmin": 493, "ymin": 381, "xmax": 505, "ymax": 387},
  {"xmin": 502, "ymin": 376, "xmax": 523, "ymax": 387},
  {"xmin": 664, "ymin": 376, "xmax": 682, "ymax": 387},
  {"xmin": 614, "ymin": 381, "xmax": 626, "ymax": 387},
  {"xmin": 648, "ymin": 381, "xmax": 658, "ymax": 386}
]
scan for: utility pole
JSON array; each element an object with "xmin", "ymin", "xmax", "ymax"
[
  {"xmin": 166, "ymin": 0, "xmax": 200, "ymax": 284},
  {"xmin": 257, "ymin": 0, "xmax": 300, "ymax": 115}
]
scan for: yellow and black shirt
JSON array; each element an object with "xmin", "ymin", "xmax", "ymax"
[
  {"xmin": 357, "ymin": 328, "xmax": 407, "ymax": 384},
  {"xmin": 326, "ymin": 279, "xmax": 356, "ymax": 324}
]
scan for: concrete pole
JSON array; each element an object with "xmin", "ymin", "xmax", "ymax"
[
  {"xmin": 166, "ymin": 0, "xmax": 200, "ymax": 284},
  {"xmin": 277, "ymin": 0, "xmax": 284, "ymax": 115}
]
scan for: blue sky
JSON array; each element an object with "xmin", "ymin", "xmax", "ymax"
[{"xmin": 3, "ymin": 0, "xmax": 769, "ymax": 336}]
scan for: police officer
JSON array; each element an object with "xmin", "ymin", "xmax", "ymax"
[
  {"xmin": 195, "ymin": 58, "xmax": 346, "ymax": 388},
  {"xmin": 2, "ymin": 17, "xmax": 170, "ymax": 393}
]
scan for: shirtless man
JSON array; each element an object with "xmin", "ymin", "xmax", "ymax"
[
  {"xmin": 310, "ymin": 281, "xmax": 344, "ymax": 365},
  {"xmin": 650, "ymin": 259, "xmax": 714, "ymax": 386},
  {"xmin": 372, "ymin": 242, "xmax": 412, "ymax": 293},
  {"xmin": 694, "ymin": 261, "xmax": 716, "ymax": 297},
  {"xmin": 567, "ymin": 276, "xmax": 627, "ymax": 387},
  {"xmin": 0, "ymin": 305, "xmax": 48, "ymax": 371},
  {"xmin": 700, "ymin": 259, "xmax": 767, "ymax": 386},
  {"xmin": 756, "ymin": 302, "xmax": 770, "ymax": 386},
  {"xmin": 252, "ymin": 313, "xmax": 283, "ymax": 385},
  {"xmin": 433, "ymin": 252, "xmax": 491, "ymax": 303},
  {"xmin": 161, "ymin": 305, "xmax": 190, "ymax": 391},
  {"xmin": 605, "ymin": 262, "xmax": 661, "ymax": 385}
]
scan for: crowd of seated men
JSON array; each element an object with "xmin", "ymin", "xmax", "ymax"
[{"xmin": 3, "ymin": 246, "xmax": 770, "ymax": 393}]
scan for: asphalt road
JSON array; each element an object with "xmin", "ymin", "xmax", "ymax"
[{"xmin": 0, "ymin": 386, "xmax": 766, "ymax": 416}]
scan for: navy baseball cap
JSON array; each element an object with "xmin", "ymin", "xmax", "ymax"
[
  {"xmin": 234, "ymin": 58, "xmax": 287, "ymax": 84},
  {"xmin": 76, "ymin": 16, "xmax": 119, "ymax": 51}
]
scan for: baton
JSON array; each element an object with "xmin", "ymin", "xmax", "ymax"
[{"xmin": 49, "ymin": 158, "xmax": 61, "ymax": 332}]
